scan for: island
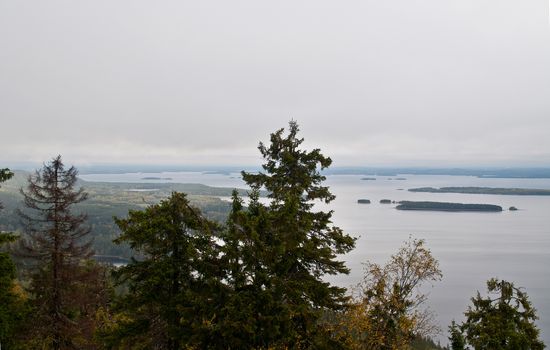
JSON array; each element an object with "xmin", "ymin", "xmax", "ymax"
[
  {"xmin": 357, "ymin": 199, "xmax": 371, "ymax": 204},
  {"xmin": 361, "ymin": 177, "xmax": 377, "ymax": 181},
  {"xmin": 408, "ymin": 187, "xmax": 550, "ymax": 196},
  {"xmin": 380, "ymin": 199, "xmax": 392, "ymax": 204},
  {"xmin": 509, "ymin": 206, "xmax": 518, "ymax": 211},
  {"xmin": 396, "ymin": 201, "xmax": 502, "ymax": 212}
]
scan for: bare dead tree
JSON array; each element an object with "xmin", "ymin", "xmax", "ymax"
[{"xmin": 18, "ymin": 155, "xmax": 104, "ymax": 349}]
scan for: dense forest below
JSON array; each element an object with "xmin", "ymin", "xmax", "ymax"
[{"xmin": 0, "ymin": 170, "xmax": 239, "ymax": 259}]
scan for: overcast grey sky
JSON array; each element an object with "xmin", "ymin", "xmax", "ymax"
[{"xmin": 1, "ymin": 0, "xmax": 550, "ymax": 167}]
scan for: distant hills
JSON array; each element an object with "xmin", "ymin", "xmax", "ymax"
[
  {"xmin": 326, "ymin": 167, "xmax": 550, "ymax": 178},
  {"xmin": 409, "ymin": 187, "xmax": 550, "ymax": 196},
  {"xmin": 83, "ymin": 166, "xmax": 550, "ymax": 179},
  {"xmin": 4, "ymin": 162, "xmax": 550, "ymax": 178}
]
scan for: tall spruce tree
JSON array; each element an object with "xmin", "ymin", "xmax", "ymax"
[
  {"xmin": 223, "ymin": 121, "xmax": 356, "ymax": 348},
  {"xmin": 105, "ymin": 192, "xmax": 225, "ymax": 349},
  {"xmin": 18, "ymin": 156, "xmax": 105, "ymax": 349},
  {"xmin": 218, "ymin": 189, "xmax": 284, "ymax": 348}
]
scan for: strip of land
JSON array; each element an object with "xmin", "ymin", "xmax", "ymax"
[
  {"xmin": 396, "ymin": 201, "xmax": 502, "ymax": 212},
  {"xmin": 408, "ymin": 187, "xmax": 550, "ymax": 196}
]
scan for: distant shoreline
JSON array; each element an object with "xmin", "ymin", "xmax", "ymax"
[
  {"xmin": 61, "ymin": 165, "xmax": 550, "ymax": 179},
  {"xmin": 409, "ymin": 187, "xmax": 550, "ymax": 196}
]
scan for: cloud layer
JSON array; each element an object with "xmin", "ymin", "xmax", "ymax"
[{"xmin": 1, "ymin": 0, "xmax": 549, "ymax": 166}]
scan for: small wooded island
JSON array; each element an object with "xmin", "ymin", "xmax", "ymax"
[
  {"xmin": 357, "ymin": 199, "xmax": 371, "ymax": 204},
  {"xmin": 396, "ymin": 201, "xmax": 502, "ymax": 212},
  {"xmin": 408, "ymin": 187, "xmax": 550, "ymax": 196}
]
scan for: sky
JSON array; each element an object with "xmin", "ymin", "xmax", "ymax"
[{"xmin": 1, "ymin": 0, "xmax": 550, "ymax": 168}]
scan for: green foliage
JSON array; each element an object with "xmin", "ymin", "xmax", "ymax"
[
  {"xmin": 104, "ymin": 192, "xmax": 225, "ymax": 349},
  {"xmin": 1, "ymin": 170, "xmax": 27, "ymax": 349},
  {"xmin": 448, "ymin": 321, "xmax": 466, "ymax": 350},
  {"xmin": 221, "ymin": 121, "xmax": 356, "ymax": 348},
  {"xmin": 450, "ymin": 278, "xmax": 545, "ymax": 350},
  {"xmin": 0, "ymin": 233, "xmax": 28, "ymax": 349},
  {"xmin": 0, "ymin": 168, "xmax": 13, "ymax": 211},
  {"xmin": 410, "ymin": 336, "xmax": 447, "ymax": 350},
  {"xmin": 0, "ymin": 168, "xmax": 13, "ymax": 184}
]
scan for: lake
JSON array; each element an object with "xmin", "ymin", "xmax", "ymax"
[{"xmin": 80, "ymin": 171, "xmax": 550, "ymax": 345}]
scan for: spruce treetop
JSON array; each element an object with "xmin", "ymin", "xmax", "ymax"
[
  {"xmin": 222, "ymin": 121, "xmax": 356, "ymax": 347},
  {"xmin": 243, "ymin": 120, "xmax": 334, "ymax": 205},
  {"xmin": 450, "ymin": 278, "xmax": 545, "ymax": 350}
]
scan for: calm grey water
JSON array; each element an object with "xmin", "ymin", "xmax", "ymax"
[{"xmin": 80, "ymin": 172, "xmax": 550, "ymax": 344}]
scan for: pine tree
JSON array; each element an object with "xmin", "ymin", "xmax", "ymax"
[
  {"xmin": 223, "ymin": 121, "xmax": 356, "ymax": 348},
  {"xmin": 18, "ymin": 155, "xmax": 105, "ymax": 349}
]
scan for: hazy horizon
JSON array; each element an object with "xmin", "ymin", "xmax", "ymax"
[{"xmin": 4, "ymin": 159, "xmax": 550, "ymax": 175}]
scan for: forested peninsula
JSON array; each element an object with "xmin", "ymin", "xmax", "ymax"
[{"xmin": 409, "ymin": 187, "xmax": 550, "ymax": 195}]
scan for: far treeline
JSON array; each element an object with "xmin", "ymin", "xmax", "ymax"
[
  {"xmin": 0, "ymin": 122, "xmax": 546, "ymax": 349},
  {"xmin": 327, "ymin": 167, "xmax": 550, "ymax": 179},
  {"xmin": 409, "ymin": 187, "xmax": 550, "ymax": 196}
]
